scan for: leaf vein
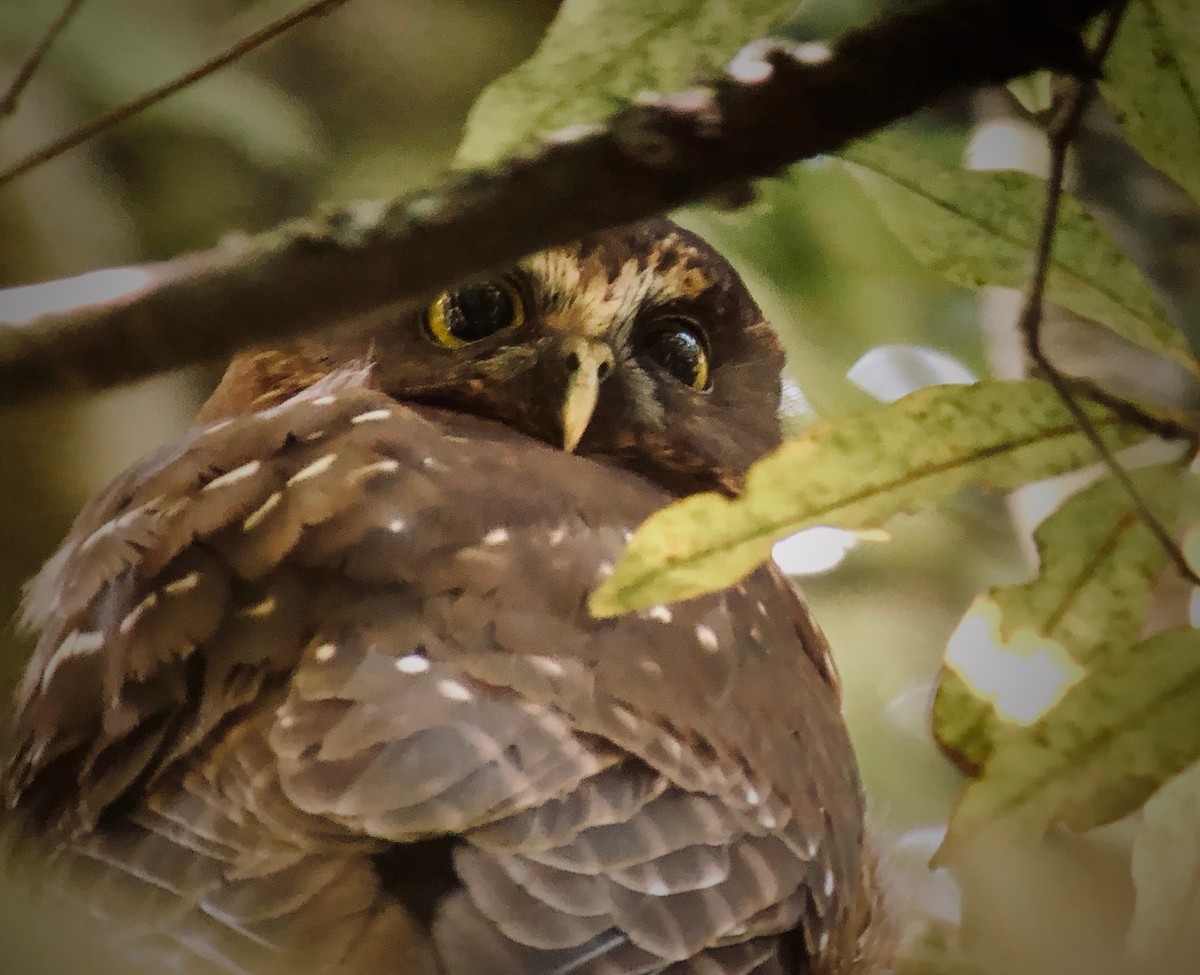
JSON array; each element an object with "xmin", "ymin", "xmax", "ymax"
[
  {"xmin": 845, "ymin": 157, "xmax": 1159, "ymax": 331},
  {"xmin": 1043, "ymin": 508, "xmax": 1138, "ymax": 636},
  {"xmin": 621, "ymin": 414, "xmax": 1130, "ymax": 601},
  {"xmin": 987, "ymin": 652, "xmax": 1200, "ymax": 826}
]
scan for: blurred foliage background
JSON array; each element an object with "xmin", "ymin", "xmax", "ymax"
[{"xmin": 2, "ymin": 1, "xmax": 1188, "ymax": 972}]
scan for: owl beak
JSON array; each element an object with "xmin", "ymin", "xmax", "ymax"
[{"xmin": 560, "ymin": 338, "xmax": 614, "ymax": 452}]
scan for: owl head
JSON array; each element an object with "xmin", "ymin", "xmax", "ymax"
[{"xmin": 200, "ymin": 220, "xmax": 786, "ymax": 495}]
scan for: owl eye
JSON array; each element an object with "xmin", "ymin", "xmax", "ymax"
[
  {"xmin": 641, "ymin": 322, "xmax": 711, "ymax": 391},
  {"xmin": 424, "ymin": 279, "xmax": 525, "ymax": 348}
]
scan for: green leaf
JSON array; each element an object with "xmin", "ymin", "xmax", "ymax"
[
  {"xmin": 839, "ymin": 130, "xmax": 1197, "ymax": 371},
  {"xmin": 1102, "ymin": 0, "xmax": 1200, "ymax": 208},
  {"xmin": 590, "ymin": 380, "xmax": 1147, "ymax": 616},
  {"xmin": 1007, "ymin": 71, "xmax": 1053, "ymax": 115},
  {"xmin": 1128, "ymin": 761, "xmax": 1200, "ymax": 968},
  {"xmin": 455, "ymin": 0, "xmax": 796, "ymax": 167},
  {"xmin": 939, "ymin": 627, "xmax": 1200, "ymax": 859},
  {"xmin": 933, "ymin": 465, "xmax": 1185, "ymax": 771}
]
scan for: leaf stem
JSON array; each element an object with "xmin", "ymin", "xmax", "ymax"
[{"xmin": 1018, "ymin": 0, "xmax": 1200, "ymax": 585}]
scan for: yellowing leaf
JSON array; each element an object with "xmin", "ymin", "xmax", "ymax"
[
  {"xmin": 940, "ymin": 600, "xmax": 1087, "ymax": 733},
  {"xmin": 939, "ymin": 627, "xmax": 1200, "ymax": 860},
  {"xmin": 591, "ymin": 380, "xmax": 1147, "ymax": 616},
  {"xmin": 840, "ymin": 131, "xmax": 1197, "ymax": 371},
  {"xmin": 455, "ymin": 0, "xmax": 794, "ymax": 167},
  {"xmin": 933, "ymin": 465, "xmax": 1186, "ymax": 770},
  {"xmin": 1128, "ymin": 762, "xmax": 1200, "ymax": 969},
  {"xmin": 1103, "ymin": 0, "xmax": 1200, "ymax": 208}
]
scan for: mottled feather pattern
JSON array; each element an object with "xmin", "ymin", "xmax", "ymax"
[
  {"xmin": 1, "ymin": 378, "xmax": 868, "ymax": 974},
  {"xmin": 3, "ymin": 221, "xmax": 887, "ymax": 975}
]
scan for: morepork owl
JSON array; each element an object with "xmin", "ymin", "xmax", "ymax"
[{"xmin": 1, "ymin": 221, "xmax": 892, "ymax": 975}]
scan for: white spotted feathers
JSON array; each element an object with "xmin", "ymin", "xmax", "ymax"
[{"xmin": 4, "ymin": 344, "xmax": 873, "ymax": 974}]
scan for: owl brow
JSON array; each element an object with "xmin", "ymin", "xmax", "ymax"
[
  {"xmin": 500, "ymin": 265, "xmax": 534, "ymax": 295},
  {"xmin": 518, "ymin": 251, "xmax": 581, "ymax": 306},
  {"xmin": 632, "ymin": 293, "xmax": 709, "ymax": 327}
]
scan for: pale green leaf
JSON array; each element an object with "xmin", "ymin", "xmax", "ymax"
[
  {"xmin": 455, "ymin": 0, "xmax": 796, "ymax": 167},
  {"xmin": 1128, "ymin": 761, "xmax": 1200, "ymax": 967},
  {"xmin": 1007, "ymin": 72, "xmax": 1053, "ymax": 116},
  {"xmin": 1102, "ymin": 0, "xmax": 1200, "ymax": 208},
  {"xmin": 590, "ymin": 380, "xmax": 1147, "ymax": 616},
  {"xmin": 933, "ymin": 465, "xmax": 1185, "ymax": 770},
  {"xmin": 940, "ymin": 627, "xmax": 1200, "ymax": 858},
  {"xmin": 839, "ymin": 130, "xmax": 1197, "ymax": 371}
]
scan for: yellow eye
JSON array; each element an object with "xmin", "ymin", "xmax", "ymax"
[
  {"xmin": 424, "ymin": 279, "xmax": 525, "ymax": 349},
  {"xmin": 641, "ymin": 322, "xmax": 711, "ymax": 391}
]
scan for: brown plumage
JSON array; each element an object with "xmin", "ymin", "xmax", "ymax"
[{"xmin": 1, "ymin": 221, "xmax": 893, "ymax": 975}]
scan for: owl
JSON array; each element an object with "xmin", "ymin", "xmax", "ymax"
[{"xmin": 1, "ymin": 220, "xmax": 891, "ymax": 975}]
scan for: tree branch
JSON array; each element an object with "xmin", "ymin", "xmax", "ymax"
[{"xmin": 0, "ymin": 0, "xmax": 1117, "ymax": 409}]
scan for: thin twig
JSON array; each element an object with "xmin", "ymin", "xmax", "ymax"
[
  {"xmin": 1018, "ymin": 0, "xmax": 1200, "ymax": 584},
  {"xmin": 0, "ymin": 0, "xmax": 350, "ymax": 187},
  {"xmin": 0, "ymin": 0, "xmax": 87, "ymax": 117},
  {"xmin": 1068, "ymin": 377, "xmax": 1199, "ymax": 443}
]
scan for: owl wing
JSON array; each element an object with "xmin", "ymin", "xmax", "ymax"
[{"xmin": 2, "ymin": 374, "xmax": 864, "ymax": 975}]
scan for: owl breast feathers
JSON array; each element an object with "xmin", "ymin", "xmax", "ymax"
[{"xmin": 1, "ymin": 221, "xmax": 891, "ymax": 975}]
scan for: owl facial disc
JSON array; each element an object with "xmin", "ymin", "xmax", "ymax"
[{"xmin": 560, "ymin": 337, "xmax": 614, "ymax": 452}]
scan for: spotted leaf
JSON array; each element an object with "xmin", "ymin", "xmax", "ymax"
[
  {"xmin": 933, "ymin": 464, "xmax": 1187, "ymax": 771},
  {"xmin": 938, "ymin": 627, "xmax": 1200, "ymax": 860},
  {"xmin": 592, "ymin": 380, "xmax": 1149, "ymax": 616}
]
